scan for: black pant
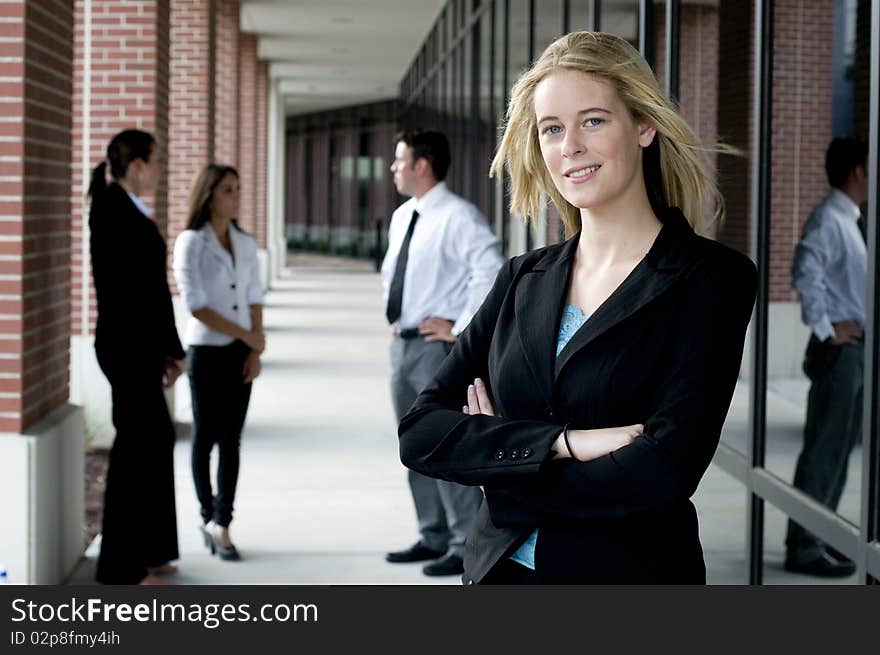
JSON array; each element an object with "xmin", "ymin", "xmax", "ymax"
[
  {"xmin": 187, "ymin": 341, "xmax": 253, "ymax": 527},
  {"xmin": 786, "ymin": 337, "xmax": 864, "ymax": 561},
  {"xmin": 95, "ymin": 354, "xmax": 179, "ymax": 584},
  {"xmin": 480, "ymin": 557, "xmax": 539, "ymax": 584}
]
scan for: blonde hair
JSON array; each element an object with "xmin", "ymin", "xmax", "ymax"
[{"xmin": 490, "ymin": 31, "xmax": 726, "ymax": 237}]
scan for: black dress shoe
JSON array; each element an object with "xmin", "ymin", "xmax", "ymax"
[
  {"xmin": 385, "ymin": 542, "xmax": 444, "ymax": 563},
  {"xmin": 825, "ymin": 546, "xmax": 853, "ymax": 566},
  {"xmin": 422, "ymin": 553, "xmax": 464, "ymax": 577},
  {"xmin": 784, "ymin": 551, "xmax": 855, "ymax": 578}
]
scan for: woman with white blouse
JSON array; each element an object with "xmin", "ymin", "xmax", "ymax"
[{"xmin": 173, "ymin": 164, "xmax": 265, "ymax": 561}]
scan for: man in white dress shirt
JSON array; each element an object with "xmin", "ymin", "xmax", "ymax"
[
  {"xmin": 786, "ymin": 137, "xmax": 868, "ymax": 578},
  {"xmin": 382, "ymin": 129, "xmax": 504, "ymax": 576}
]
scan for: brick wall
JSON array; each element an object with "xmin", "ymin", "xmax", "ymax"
[
  {"xmin": 214, "ymin": 0, "xmax": 239, "ymax": 167},
  {"xmin": 168, "ymin": 0, "xmax": 214, "ymax": 241},
  {"xmin": 238, "ymin": 32, "xmax": 257, "ymax": 235},
  {"xmin": 716, "ymin": 0, "xmax": 753, "ymax": 258},
  {"xmin": 70, "ymin": 0, "xmax": 171, "ymax": 336},
  {"xmin": 0, "ymin": 0, "xmax": 73, "ymax": 431},
  {"xmin": 769, "ymin": 0, "xmax": 833, "ymax": 303},
  {"xmin": 853, "ymin": 0, "xmax": 870, "ymax": 140}
]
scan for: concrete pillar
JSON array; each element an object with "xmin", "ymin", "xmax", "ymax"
[
  {"xmin": 0, "ymin": 0, "xmax": 84, "ymax": 584},
  {"xmin": 266, "ymin": 77, "xmax": 286, "ymax": 282}
]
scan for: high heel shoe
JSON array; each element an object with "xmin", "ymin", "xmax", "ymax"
[
  {"xmin": 199, "ymin": 523, "xmax": 216, "ymax": 555},
  {"xmin": 201, "ymin": 521, "xmax": 241, "ymax": 561}
]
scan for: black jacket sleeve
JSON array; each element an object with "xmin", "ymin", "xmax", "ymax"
[
  {"xmin": 398, "ymin": 256, "xmax": 565, "ymax": 485},
  {"xmin": 484, "ymin": 253, "xmax": 757, "ymax": 524}
]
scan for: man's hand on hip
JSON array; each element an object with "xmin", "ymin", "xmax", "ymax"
[
  {"xmin": 830, "ymin": 320, "xmax": 863, "ymax": 345},
  {"xmin": 419, "ymin": 316, "xmax": 457, "ymax": 343}
]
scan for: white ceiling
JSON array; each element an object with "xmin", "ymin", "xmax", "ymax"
[{"xmin": 240, "ymin": 0, "xmax": 447, "ymax": 116}]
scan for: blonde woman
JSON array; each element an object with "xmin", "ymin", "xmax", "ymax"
[
  {"xmin": 399, "ymin": 32, "xmax": 757, "ymax": 584},
  {"xmin": 173, "ymin": 165, "xmax": 265, "ymax": 561}
]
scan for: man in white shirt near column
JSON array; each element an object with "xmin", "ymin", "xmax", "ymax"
[
  {"xmin": 786, "ymin": 136, "xmax": 868, "ymax": 578},
  {"xmin": 382, "ymin": 129, "xmax": 504, "ymax": 577}
]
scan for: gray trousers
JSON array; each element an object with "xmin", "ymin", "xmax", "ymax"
[
  {"xmin": 786, "ymin": 339, "xmax": 863, "ymax": 562},
  {"xmin": 390, "ymin": 336, "xmax": 483, "ymax": 557}
]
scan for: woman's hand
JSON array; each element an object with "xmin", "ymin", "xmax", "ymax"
[
  {"xmin": 241, "ymin": 329, "xmax": 266, "ymax": 354},
  {"xmin": 163, "ymin": 357, "xmax": 185, "ymax": 388},
  {"xmin": 553, "ymin": 424, "xmax": 644, "ymax": 462},
  {"xmin": 242, "ymin": 350, "xmax": 262, "ymax": 383},
  {"xmin": 462, "ymin": 378, "xmax": 497, "ymax": 416}
]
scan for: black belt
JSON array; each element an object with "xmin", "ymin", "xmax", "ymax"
[{"xmin": 398, "ymin": 327, "xmax": 421, "ymax": 339}]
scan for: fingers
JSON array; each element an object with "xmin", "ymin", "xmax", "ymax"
[
  {"xmin": 465, "ymin": 379, "xmax": 495, "ymax": 416},
  {"xmin": 474, "ymin": 378, "xmax": 495, "ymax": 416},
  {"xmin": 467, "ymin": 384, "xmax": 481, "ymax": 415}
]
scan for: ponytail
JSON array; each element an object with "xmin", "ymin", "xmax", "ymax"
[
  {"xmin": 88, "ymin": 161, "xmax": 108, "ymax": 199},
  {"xmin": 88, "ymin": 129, "xmax": 155, "ymax": 200}
]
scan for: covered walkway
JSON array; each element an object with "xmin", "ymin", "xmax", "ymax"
[{"xmin": 69, "ymin": 255, "xmax": 852, "ymax": 585}]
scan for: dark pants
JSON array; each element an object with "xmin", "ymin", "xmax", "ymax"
[
  {"xmin": 187, "ymin": 341, "xmax": 253, "ymax": 527},
  {"xmin": 95, "ymin": 354, "xmax": 179, "ymax": 584},
  {"xmin": 390, "ymin": 336, "xmax": 483, "ymax": 557},
  {"xmin": 481, "ymin": 557, "xmax": 539, "ymax": 584},
  {"xmin": 786, "ymin": 337, "xmax": 864, "ymax": 562}
]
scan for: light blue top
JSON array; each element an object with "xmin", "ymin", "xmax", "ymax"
[
  {"xmin": 509, "ymin": 304, "xmax": 589, "ymax": 571},
  {"xmin": 792, "ymin": 189, "xmax": 866, "ymax": 342}
]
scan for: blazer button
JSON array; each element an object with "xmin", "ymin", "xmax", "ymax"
[
  {"xmin": 509, "ymin": 449, "xmax": 519, "ymax": 460},
  {"xmin": 522, "ymin": 448, "xmax": 532, "ymax": 458},
  {"xmin": 466, "ymin": 579, "xmax": 474, "ymax": 585},
  {"xmin": 494, "ymin": 449, "xmax": 504, "ymax": 461},
  {"xmin": 546, "ymin": 408, "xmax": 554, "ymax": 419},
  {"xmin": 233, "ymin": 304, "xmax": 239, "ymax": 310},
  {"xmin": 231, "ymin": 283, "xmax": 236, "ymax": 289}
]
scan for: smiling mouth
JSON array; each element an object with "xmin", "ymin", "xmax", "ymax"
[{"xmin": 565, "ymin": 164, "xmax": 601, "ymax": 179}]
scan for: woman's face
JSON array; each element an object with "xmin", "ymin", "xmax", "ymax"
[
  {"xmin": 534, "ymin": 69, "xmax": 655, "ymax": 214},
  {"xmin": 210, "ymin": 172, "xmax": 240, "ymax": 222},
  {"xmin": 128, "ymin": 143, "xmax": 160, "ymax": 194}
]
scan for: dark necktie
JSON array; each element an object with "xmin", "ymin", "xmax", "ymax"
[{"xmin": 385, "ymin": 209, "xmax": 419, "ymax": 325}]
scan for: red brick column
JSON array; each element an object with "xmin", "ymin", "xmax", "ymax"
[
  {"xmin": 769, "ymin": 0, "xmax": 833, "ymax": 303},
  {"xmin": 168, "ymin": 0, "xmax": 214, "ymax": 240},
  {"xmin": 254, "ymin": 60, "xmax": 269, "ymax": 249},
  {"xmin": 214, "ymin": 0, "xmax": 239, "ymax": 166},
  {"xmin": 238, "ymin": 32, "xmax": 258, "ymax": 235},
  {"xmin": 0, "ymin": 0, "xmax": 74, "ymax": 431},
  {"xmin": 716, "ymin": 0, "xmax": 753, "ymax": 257},
  {"xmin": 71, "ymin": 0, "xmax": 171, "ymax": 337}
]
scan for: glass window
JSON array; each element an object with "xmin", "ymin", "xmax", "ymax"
[
  {"xmin": 569, "ymin": 0, "xmax": 597, "ymax": 31},
  {"xmin": 763, "ymin": 0, "xmax": 866, "ymax": 584}
]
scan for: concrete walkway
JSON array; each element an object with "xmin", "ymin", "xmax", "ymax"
[{"xmin": 69, "ymin": 253, "xmax": 858, "ymax": 585}]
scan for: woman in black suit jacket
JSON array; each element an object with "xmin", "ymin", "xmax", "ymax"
[
  {"xmin": 89, "ymin": 129, "xmax": 186, "ymax": 585},
  {"xmin": 398, "ymin": 32, "xmax": 757, "ymax": 584}
]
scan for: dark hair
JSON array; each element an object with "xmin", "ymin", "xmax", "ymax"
[
  {"xmin": 185, "ymin": 164, "xmax": 240, "ymax": 230},
  {"xmin": 88, "ymin": 129, "xmax": 155, "ymax": 198},
  {"xmin": 394, "ymin": 129, "xmax": 451, "ymax": 181},
  {"xmin": 826, "ymin": 137, "xmax": 867, "ymax": 189}
]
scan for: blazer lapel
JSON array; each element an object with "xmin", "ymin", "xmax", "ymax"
[
  {"xmin": 514, "ymin": 236, "xmax": 579, "ymax": 408},
  {"xmin": 201, "ymin": 224, "xmax": 234, "ymax": 274},
  {"xmin": 554, "ymin": 208, "xmax": 696, "ymax": 380}
]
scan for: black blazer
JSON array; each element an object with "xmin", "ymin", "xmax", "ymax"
[
  {"xmin": 399, "ymin": 208, "xmax": 757, "ymax": 584},
  {"xmin": 90, "ymin": 182, "xmax": 184, "ymax": 377}
]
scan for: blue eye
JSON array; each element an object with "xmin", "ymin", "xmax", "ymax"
[
  {"xmin": 584, "ymin": 117, "xmax": 603, "ymax": 127},
  {"xmin": 541, "ymin": 125, "xmax": 561, "ymax": 135}
]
